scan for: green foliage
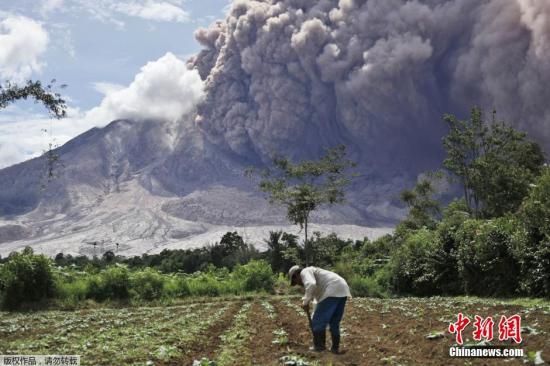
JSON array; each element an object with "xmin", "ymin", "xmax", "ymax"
[
  {"xmin": 430, "ymin": 200, "xmax": 471, "ymax": 295},
  {"xmin": 55, "ymin": 277, "xmax": 88, "ymax": 307},
  {"xmin": 129, "ymin": 267, "xmax": 165, "ymax": 300},
  {"xmin": 87, "ymin": 265, "xmax": 130, "ymax": 301},
  {"xmin": 386, "ymin": 107, "xmax": 547, "ymax": 298},
  {"xmin": 232, "ymin": 260, "xmax": 274, "ymax": 293},
  {"xmin": 520, "ymin": 167, "xmax": 550, "ymax": 238},
  {"xmin": 348, "ymin": 274, "xmax": 388, "ymax": 298},
  {"xmin": 249, "ymin": 145, "xmax": 357, "ymax": 265},
  {"xmin": 399, "ymin": 172, "xmax": 442, "ymax": 230},
  {"xmin": 208, "ymin": 232, "xmax": 258, "ymax": 269},
  {"xmin": 455, "ymin": 217, "xmax": 522, "ymax": 296},
  {"xmin": 163, "ymin": 274, "xmax": 191, "ymax": 297},
  {"xmin": 264, "ymin": 231, "xmax": 301, "ymax": 273},
  {"xmin": 0, "ymin": 247, "xmax": 57, "ymax": 310},
  {"xmin": 517, "ymin": 168, "xmax": 550, "ymax": 297},
  {"xmin": 442, "ymin": 107, "xmax": 544, "ymax": 218},
  {"xmin": 390, "ymin": 229, "xmax": 439, "ymax": 296},
  {"xmin": 309, "ymin": 232, "xmax": 352, "ymax": 268},
  {"xmin": 0, "ymin": 80, "xmax": 67, "ymax": 118}
]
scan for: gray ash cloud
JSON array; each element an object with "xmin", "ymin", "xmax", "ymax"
[{"xmin": 188, "ymin": 0, "xmax": 550, "ymax": 170}]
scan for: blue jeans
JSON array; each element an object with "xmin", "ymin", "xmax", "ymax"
[{"xmin": 311, "ymin": 297, "xmax": 347, "ymax": 335}]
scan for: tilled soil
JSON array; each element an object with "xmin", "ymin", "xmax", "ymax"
[
  {"xmin": 174, "ymin": 298, "xmax": 549, "ymax": 366},
  {"xmin": 6, "ymin": 297, "xmax": 545, "ymax": 366},
  {"xmin": 163, "ymin": 301, "xmax": 243, "ymax": 366}
]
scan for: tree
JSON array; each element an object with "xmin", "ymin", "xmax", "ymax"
[
  {"xmin": 102, "ymin": 250, "xmax": 115, "ymax": 263},
  {"xmin": 248, "ymin": 145, "xmax": 357, "ymax": 265},
  {"xmin": 264, "ymin": 230, "xmax": 301, "ymax": 273},
  {"xmin": 399, "ymin": 172, "xmax": 443, "ymax": 231},
  {"xmin": 0, "ymin": 80, "xmax": 67, "ymax": 118},
  {"xmin": 0, "ymin": 247, "xmax": 57, "ymax": 309},
  {"xmin": 1, "ymin": 80, "xmax": 68, "ymax": 184},
  {"xmin": 442, "ymin": 107, "xmax": 545, "ymax": 218}
]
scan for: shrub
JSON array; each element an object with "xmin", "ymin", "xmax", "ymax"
[
  {"xmin": 390, "ymin": 229, "xmax": 439, "ymax": 296},
  {"xmin": 232, "ymin": 260, "xmax": 274, "ymax": 293},
  {"xmin": 187, "ymin": 272, "xmax": 222, "ymax": 296},
  {"xmin": 517, "ymin": 168, "xmax": 550, "ymax": 297},
  {"xmin": 56, "ymin": 277, "xmax": 89, "ymax": 305},
  {"xmin": 0, "ymin": 247, "xmax": 56, "ymax": 310},
  {"xmin": 87, "ymin": 265, "xmax": 130, "ymax": 301},
  {"xmin": 431, "ymin": 200, "xmax": 471, "ymax": 295},
  {"xmin": 456, "ymin": 217, "xmax": 521, "ymax": 296},
  {"xmin": 163, "ymin": 275, "xmax": 190, "ymax": 297},
  {"xmin": 349, "ymin": 275, "xmax": 387, "ymax": 298},
  {"xmin": 130, "ymin": 268, "xmax": 166, "ymax": 300}
]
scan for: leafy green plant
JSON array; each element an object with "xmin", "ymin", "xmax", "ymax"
[
  {"xmin": 0, "ymin": 247, "xmax": 56, "ymax": 310},
  {"xmin": 232, "ymin": 260, "xmax": 274, "ymax": 293},
  {"xmin": 87, "ymin": 264, "xmax": 130, "ymax": 301},
  {"xmin": 130, "ymin": 267, "xmax": 165, "ymax": 300}
]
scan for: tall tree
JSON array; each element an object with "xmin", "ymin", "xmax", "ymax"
[
  {"xmin": 248, "ymin": 145, "xmax": 357, "ymax": 265},
  {"xmin": 442, "ymin": 107, "xmax": 545, "ymax": 218}
]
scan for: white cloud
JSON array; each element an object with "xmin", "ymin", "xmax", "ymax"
[
  {"xmin": 0, "ymin": 106, "xmax": 89, "ymax": 168},
  {"xmin": 86, "ymin": 52, "xmax": 204, "ymax": 123},
  {"xmin": 92, "ymin": 81, "xmax": 125, "ymax": 95},
  {"xmin": 0, "ymin": 15, "xmax": 49, "ymax": 82},
  {"xmin": 113, "ymin": 1, "xmax": 190, "ymax": 23},
  {"xmin": 41, "ymin": 0, "xmax": 65, "ymax": 15},
  {"xmin": 0, "ymin": 52, "xmax": 204, "ymax": 168}
]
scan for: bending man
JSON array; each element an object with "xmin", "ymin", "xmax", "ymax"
[{"xmin": 288, "ymin": 265, "xmax": 351, "ymax": 354}]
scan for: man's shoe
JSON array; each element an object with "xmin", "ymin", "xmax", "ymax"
[{"xmin": 309, "ymin": 331, "xmax": 326, "ymax": 352}]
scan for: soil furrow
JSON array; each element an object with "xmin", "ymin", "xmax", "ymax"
[{"xmin": 164, "ymin": 301, "xmax": 242, "ymax": 366}]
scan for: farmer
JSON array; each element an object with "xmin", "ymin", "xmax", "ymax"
[{"xmin": 288, "ymin": 265, "xmax": 351, "ymax": 354}]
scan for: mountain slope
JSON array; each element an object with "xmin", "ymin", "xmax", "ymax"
[{"xmin": 0, "ymin": 118, "xmax": 394, "ymax": 257}]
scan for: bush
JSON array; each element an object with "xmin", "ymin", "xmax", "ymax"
[
  {"xmin": 455, "ymin": 217, "xmax": 521, "ymax": 297},
  {"xmin": 87, "ymin": 265, "xmax": 130, "ymax": 301},
  {"xmin": 163, "ymin": 275, "xmax": 190, "ymax": 297},
  {"xmin": 187, "ymin": 272, "xmax": 223, "ymax": 296},
  {"xmin": 56, "ymin": 277, "xmax": 89, "ymax": 306},
  {"xmin": 130, "ymin": 268, "xmax": 165, "ymax": 300},
  {"xmin": 390, "ymin": 229, "xmax": 439, "ymax": 296},
  {"xmin": 517, "ymin": 168, "xmax": 550, "ymax": 297},
  {"xmin": 349, "ymin": 275, "xmax": 387, "ymax": 298},
  {"xmin": 0, "ymin": 247, "xmax": 56, "ymax": 310},
  {"xmin": 430, "ymin": 200, "xmax": 471, "ymax": 295},
  {"xmin": 232, "ymin": 260, "xmax": 274, "ymax": 293}
]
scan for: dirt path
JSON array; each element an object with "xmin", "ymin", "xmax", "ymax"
[{"xmin": 164, "ymin": 301, "xmax": 242, "ymax": 366}]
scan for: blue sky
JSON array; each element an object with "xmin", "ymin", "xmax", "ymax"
[{"xmin": 0, "ymin": 0, "xmax": 228, "ymax": 167}]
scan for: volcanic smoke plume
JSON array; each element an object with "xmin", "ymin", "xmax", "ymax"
[{"xmin": 188, "ymin": 0, "xmax": 550, "ymax": 171}]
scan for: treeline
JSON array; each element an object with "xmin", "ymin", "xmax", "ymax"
[
  {"xmin": 0, "ymin": 230, "xmax": 373, "ymax": 310},
  {"xmin": 388, "ymin": 108, "xmax": 549, "ymax": 298},
  {"xmin": 0, "ymin": 246, "xmax": 275, "ymax": 310},
  {"xmin": 46, "ymin": 231, "xmax": 262, "ymax": 273}
]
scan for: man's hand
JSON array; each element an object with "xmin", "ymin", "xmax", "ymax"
[{"xmin": 302, "ymin": 302, "xmax": 310, "ymax": 312}]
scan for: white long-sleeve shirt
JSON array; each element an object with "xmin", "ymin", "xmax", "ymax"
[{"xmin": 300, "ymin": 266, "xmax": 351, "ymax": 306}]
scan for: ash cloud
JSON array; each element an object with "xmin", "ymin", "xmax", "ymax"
[{"xmin": 188, "ymin": 0, "xmax": 550, "ymax": 169}]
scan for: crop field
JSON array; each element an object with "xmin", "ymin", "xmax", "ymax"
[{"xmin": 0, "ymin": 297, "xmax": 548, "ymax": 365}]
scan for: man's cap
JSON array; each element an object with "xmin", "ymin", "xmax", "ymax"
[{"xmin": 288, "ymin": 265, "xmax": 302, "ymax": 285}]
